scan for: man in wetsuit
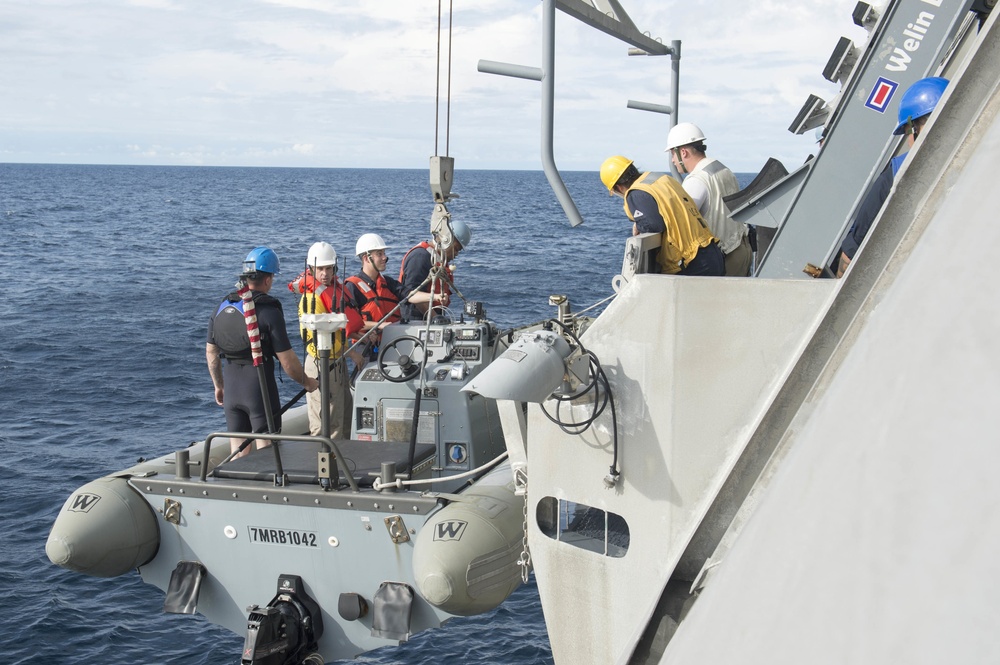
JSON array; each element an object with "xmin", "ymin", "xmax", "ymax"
[
  {"xmin": 206, "ymin": 246, "xmax": 317, "ymax": 457},
  {"xmin": 600, "ymin": 155, "xmax": 724, "ymax": 276},
  {"xmin": 398, "ymin": 220, "xmax": 469, "ymax": 320}
]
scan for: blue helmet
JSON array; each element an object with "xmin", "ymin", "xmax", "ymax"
[
  {"xmin": 893, "ymin": 76, "xmax": 948, "ymax": 135},
  {"xmin": 243, "ymin": 246, "xmax": 281, "ymax": 275}
]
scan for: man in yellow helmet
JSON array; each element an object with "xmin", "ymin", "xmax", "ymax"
[{"xmin": 600, "ymin": 155, "xmax": 725, "ymax": 276}]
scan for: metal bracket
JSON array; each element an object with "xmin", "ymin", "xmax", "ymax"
[
  {"xmin": 430, "ymin": 156, "xmax": 456, "ymax": 203},
  {"xmin": 823, "ymin": 36, "xmax": 858, "ymax": 85},
  {"xmin": 318, "ymin": 452, "xmax": 339, "ymax": 491},
  {"xmin": 513, "ymin": 464, "xmax": 529, "ymax": 497},
  {"xmin": 163, "ymin": 498, "xmax": 182, "ymax": 525},
  {"xmin": 429, "ymin": 202, "xmax": 455, "ymax": 252},
  {"xmin": 384, "ymin": 515, "xmax": 410, "ymax": 544}
]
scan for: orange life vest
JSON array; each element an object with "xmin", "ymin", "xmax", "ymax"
[
  {"xmin": 399, "ymin": 241, "xmax": 452, "ymax": 298},
  {"xmin": 345, "ymin": 273, "xmax": 401, "ymax": 324}
]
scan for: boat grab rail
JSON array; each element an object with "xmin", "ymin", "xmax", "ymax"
[
  {"xmin": 374, "ymin": 451, "xmax": 509, "ymax": 492},
  {"xmin": 200, "ymin": 431, "xmax": 361, "ymax": 492}
]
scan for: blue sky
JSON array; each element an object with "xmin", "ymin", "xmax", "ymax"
[{"xmin": 1, "ymin": 0, "xmax": 866, "ymax": 172}]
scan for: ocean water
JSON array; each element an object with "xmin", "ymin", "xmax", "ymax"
[{"xmin": 0, "ymin": 163, "xmax": 752, "ymax": 665}]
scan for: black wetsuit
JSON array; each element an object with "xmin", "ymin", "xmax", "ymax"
[{"xmin": 207, "ymin": 291, "xmax": 293, "ymax": 434}]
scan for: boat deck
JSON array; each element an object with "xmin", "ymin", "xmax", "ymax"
[{"xmin": 213, "ymin": 439, "xmax": 436, "ymax": 488}]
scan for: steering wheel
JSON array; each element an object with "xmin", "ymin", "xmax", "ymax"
[{"xmin": 377, "ymin": 335, "xmax": 425, "ymax": 383}]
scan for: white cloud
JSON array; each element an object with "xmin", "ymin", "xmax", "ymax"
[
  {"xmin": 0, "ymin": 0, "xmax": 871, "ymax": 172},
  {"xmin": 126, "ymin": 0, "xmax": 182, "ymax": 9}
]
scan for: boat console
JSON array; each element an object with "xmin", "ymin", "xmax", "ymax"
[{"xmin": 351, "ymin": 305, "xmax": 506, "ymax": 492}]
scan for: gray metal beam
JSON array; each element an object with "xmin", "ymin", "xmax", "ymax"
[
  {"xmin": 756, "ymin": 0, "xmax": 978, "ymax": 278},
  {"xmin": 542, "ymin": 0, "xmax": 584, "ymax": 227},
  {"xmin": 477, "ymin": 60, "xmax": 543, "ymax": 81},
  {"xmin": 556, "ymin": 0, "xmax": 671, "ymax": 55},
  {"xmin": 479, "ymin": 0, "xmax": 675, "ymax": 227}
]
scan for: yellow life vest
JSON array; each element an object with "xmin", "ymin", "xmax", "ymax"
[
  {"xmin": 298, "ymin": 286, "xmax": 347, "ymax": 359},
  {"xmin": 624, "ymin": 172, "xmax": 717, "ymax": 274}
]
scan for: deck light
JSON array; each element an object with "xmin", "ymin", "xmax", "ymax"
[{"xmin": 461, "ymin": 328, "xmax": 584, "ymax": 403}]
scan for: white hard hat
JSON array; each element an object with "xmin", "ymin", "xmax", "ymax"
[
  {"xmin": 665, "ymin": 122, "xmax": 707, "ymax": 151},
  {"xmin": 355, "ymin": 233, "xmax": 389, "ymax": 257},
  {"xmin": 307, "ymin": 241, "xmax": 337, "ymax": 267}
]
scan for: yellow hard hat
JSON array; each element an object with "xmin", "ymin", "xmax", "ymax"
[{"xmin": 600, "ymin": 155, "xmax": 633, "ymax": 193}]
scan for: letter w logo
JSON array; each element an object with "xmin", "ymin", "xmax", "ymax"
[
  {"xmin": 433, "ymin": 520, "xmax": 468, "ymax": 542},
  {"xmin": 69, "ymin": 493, "xmax": 102, "ymax": 513}
]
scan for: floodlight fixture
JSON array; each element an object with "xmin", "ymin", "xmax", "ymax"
[{"xmin": 462, "ymin": 329, "xmax": 579, "ymax": 403}]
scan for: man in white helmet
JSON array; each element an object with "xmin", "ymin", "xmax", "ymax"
[
  {"xmin": 346, "ymin": 233, "xmax": 445, "ymax": 332},
  {"xmin": 288, "ymin": 241, "xmax": 363, "ymax": 439},
  {"xmin": 666, "ymin": 122, "xmax": 752, "ymax": 276}
]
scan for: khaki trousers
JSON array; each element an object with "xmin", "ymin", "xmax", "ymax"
[
  {"xmin": 304, "ymin": 355, "xmax": 353, "ymax": 439},
  {"xmin": 724, "ymin": 234, "xmax": 753, "ymax": 277}
]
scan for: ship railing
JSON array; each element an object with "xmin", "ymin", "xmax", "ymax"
[{"xmin": 199, "ymin": 431, "xmax": 361, "ymax": 492}]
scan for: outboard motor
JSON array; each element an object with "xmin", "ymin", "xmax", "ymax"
[{"xmin": 242, "ymin": 574, "xmax": 324, "ymax": 665}]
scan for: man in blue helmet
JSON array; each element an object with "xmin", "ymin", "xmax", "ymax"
[
  {"xmin": 835, "ymin": 76, "xmax": 949, "ymax": 277},
  {"xmin": 206, "ymin": 246, "xmax": 318, "ymax": 457},
  {"xmin": 398, "ymin": 220, "xmax": 467, "ymax": 321}
]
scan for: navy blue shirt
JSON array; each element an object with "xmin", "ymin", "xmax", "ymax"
[
  {"xmin": 625, "ymin": 190, "xmax": 667, "ymax": 235},
  {"xmin": 840, "ymin": 154, "xmax": 907, "ymax": 260},
  {"xmin": 399, "ymin": 245, "xmax": 435, "ymax": 320}
]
